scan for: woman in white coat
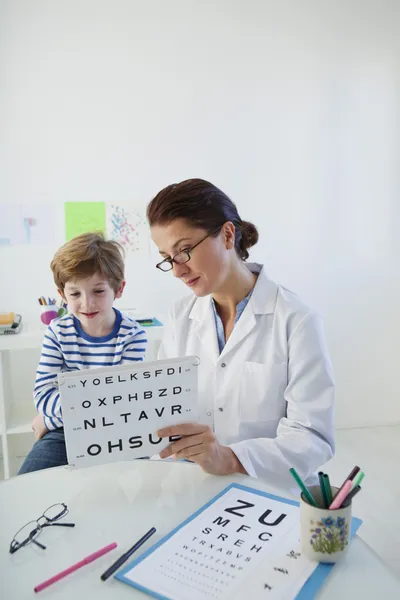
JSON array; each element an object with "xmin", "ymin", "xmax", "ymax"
[{"xmin": 148, "ymin": 178, "xmax": 334, "ymax": 487}]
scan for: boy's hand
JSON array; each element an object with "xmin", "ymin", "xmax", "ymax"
[{"xmin": 32, "ymin": 414, "xmax": 48, "ymax": 440}]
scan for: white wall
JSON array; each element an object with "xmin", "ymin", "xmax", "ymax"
[{"xmin": 1, "ymin": 0, "xmax": 399, "ymax": 428}]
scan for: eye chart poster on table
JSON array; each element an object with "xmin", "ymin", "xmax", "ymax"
[
  {"xmin": 116, "ymin": 483, "xmax": 362, "ymax": 600},
  {"xmin": 58, "ymin": 356, "xmax": 198, "ymax": 468}
]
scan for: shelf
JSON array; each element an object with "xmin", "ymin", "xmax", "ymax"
[
  {"xmin": 6, "ymin": 402, "xmax": 37, "ymax": 435},
  {"xmin": 7, "ymin": 422, "xmax": 32, "ymax": 436},
  {"xmin": 0, "ymin": 322, "xmax": 45, "ymax": 351},
  {"xmin": 9, "ymin": 455, "xmax": 26, "ymax": 477},
  {"xmin": 6, "ymin": 435, "xmax": 34, "ymax": 477}
]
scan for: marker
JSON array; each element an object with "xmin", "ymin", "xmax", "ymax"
[
  {"xmin": 322, "ymin": 473, "xmax": 333, "ymax": 506},
  {"xmin": 351, "ymin": 471, "xmax": 365, "ymax": 490},
  {"xmin": 100, "ymin": 528, "xmax": 156, "ymax": 581},
  {"xmin": 34, "ymin": 542, "xmax": 117, "ymax": 593},
  {"xmin": 318, "ymin": 472, "xmax": 329, "ymax": 508},
  {"xmin": 331, "ymin": 465, "xmax": 360, "ymax": 501},
  {"xmin": 289, "ymin": 467, "xmax": 317, "ymax": 507},
  {"xmin": 342, "ymin": 485, "xmax": 362, "ymax": 507},
  {"xmin": 329, "ymin": 480, "xmax": 353, "ymax": 510}
]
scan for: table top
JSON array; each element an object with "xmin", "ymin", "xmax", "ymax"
[{"xmin": 0, "ymin": 461, "xmax": 399, "ymax": 600}]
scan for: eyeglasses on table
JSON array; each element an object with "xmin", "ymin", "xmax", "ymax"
[{"xmin": 9, "ymin": 502, "xmax": 75, "ymax": 555}]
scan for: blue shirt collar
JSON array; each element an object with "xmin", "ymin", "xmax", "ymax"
[
  {"xmin": 72, "ymin": 308, "xmax": 122, "ymax": 343},
  {"xmin": 211, "ymin": 289, "xmax": 254, "ymax": 354}
]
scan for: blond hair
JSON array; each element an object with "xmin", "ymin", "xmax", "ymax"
[{"xmin": 51, "ymin": 233, "xmax": 125, "ymax": 293}]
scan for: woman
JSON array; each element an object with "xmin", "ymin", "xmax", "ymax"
[{"xmin": 148, "ymin": 178, "xmax": 334, "ymax": 487}]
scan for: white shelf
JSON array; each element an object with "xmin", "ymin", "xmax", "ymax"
[
  {"xmin": 6, "ymin": 403, "xmax": 37, "ymax": 436},
  {"xmin": 7, "ymin": 422, "xmax": 33, "ymax": 436},
  {"xmin": 0, "ymin": 319, "xmax": 163, "ymax": 350},
  {"xmin": 0, "ymin": 322, "xmax": 45, "ymax": 351}
]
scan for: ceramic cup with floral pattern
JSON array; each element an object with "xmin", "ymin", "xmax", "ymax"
[{"xmin": 300, "ymin": 485, "xmax": 352, "ymax": 563}]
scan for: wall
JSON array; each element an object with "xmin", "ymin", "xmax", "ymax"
[{"xmin": 0, "ymin": 0, "xmax": 399, "ymax": 428}]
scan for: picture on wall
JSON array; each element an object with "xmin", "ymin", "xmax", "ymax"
[
  {"xmin": 65, "ymin": 202, "xmax": 106, "ymax": 241},
  {"xmin": 0, "ymin": 204, "xmax": 57, "ymax": 245},
  {"xmin": 106, "ymin": 203, "xmax": 150, "ymax": 255}
]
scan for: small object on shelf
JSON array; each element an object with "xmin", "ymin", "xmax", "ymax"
[
  {"xmin": 0, "ymin": 313, "xmax": 22, "ymax": 335},
  {"xmin": 0, "ymin": 312, "xmax": 15, "ymax": 326},
  {"xmin": 136, "ymin": 317, "xmax": 163, "ymax": 327},
  {"xmin": 40, "ymin": 306, "xmax": 58, "ymax": 326}
]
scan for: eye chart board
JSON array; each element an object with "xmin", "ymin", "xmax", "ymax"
[
  {"xmin": 116, "ymin": 483, "xmax": 362, "ymax": 600},
  {"xmin": 59, "ymin": 356, "xmax": 198, "ymax": 468}
]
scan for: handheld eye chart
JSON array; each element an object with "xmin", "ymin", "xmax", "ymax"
[
  {"xmin": 116, "ymin": 483, "xmax": 362, "ymax": 600},
  {"xmin": 58, "ymin": 356, "xmax": 198, "ymax": 468}
]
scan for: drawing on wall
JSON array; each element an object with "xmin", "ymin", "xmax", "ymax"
[
  {"xmin": 65, "ymin": 202, "xmax": 106, "ymax": 241},
  {"xmin": 106, "ymin": 204, "xmax": 150, "ymax": 255},
  {"xmin": 0, "ymin": 204, "xmax": 57, "ymax": 245}
]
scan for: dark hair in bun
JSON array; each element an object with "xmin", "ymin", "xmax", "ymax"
[
  {"xmin": 147, "ymin": 178, "xmax": 259, "ymax": 261},
  {"xmin": 237, "ymin": 220, "xmax": 259, "ymax": 260}
]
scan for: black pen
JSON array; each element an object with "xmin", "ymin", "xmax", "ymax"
[
  {"xmin": 341, "ymin": 485, "xmax": 362, "ymax": 508},
  {"xmin": 100, "ymin": 527, "xmax": 156, "ymax": 582}
]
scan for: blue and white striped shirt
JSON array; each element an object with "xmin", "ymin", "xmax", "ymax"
[{"xmin": 34, "ymin": 309, "xmax": 147, "ymax": 431}]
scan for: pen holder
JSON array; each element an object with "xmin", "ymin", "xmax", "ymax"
[
  {"xmin": 300, "ymin": 486, "xmax": 351, "ymax": 563},
  {"xmin": 40, "ymin": 305, "xmax": 59, "ymax": 326}
]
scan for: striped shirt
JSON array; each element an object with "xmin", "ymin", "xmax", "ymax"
[{"xmin": 34, "ymin": 309, "xmax": 147, "ymax": 431}]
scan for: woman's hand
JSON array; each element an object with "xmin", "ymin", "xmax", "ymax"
[
  {"xmin": 157, "ymin": 423, "xmax": 247, "ymax": 476},
  {"xmin": 32, "ymin": 414, "xmax": 48, "ymax": 441}
]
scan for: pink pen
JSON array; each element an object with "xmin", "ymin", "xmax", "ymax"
[
  {"xmin": 34, "ymin": 542, "xmax": 117, "ymax": 593},
  {"xmin": 329, "ymin": 479, "xmax": 353, "ymax": 510}
]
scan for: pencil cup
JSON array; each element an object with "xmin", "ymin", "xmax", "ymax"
[
  {"xmin": 40, "ymin": 305, "xmax": 58, "ymax": 326},
  {"xmin": 300, "ymin": 486, "xmax": 351, "ymax": 563}
]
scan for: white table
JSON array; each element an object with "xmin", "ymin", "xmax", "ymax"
[{"xmin": 0, "ymin": 461, "xmax": 399, "ymax": 599}]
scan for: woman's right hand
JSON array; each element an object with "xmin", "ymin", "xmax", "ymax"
[{"xmin": 157, "ymin": 422, "xmax": 247, "ymax": 476}]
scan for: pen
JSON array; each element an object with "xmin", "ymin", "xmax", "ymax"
[
  {"xmin": 322, "ymin": 473, "xmax": 333, "ymax": 505},
  {"xmin": 329, "ymin": 479, "xmax": 353, "ymax": 510},
  {"xmin": 341, "ymin": 485, "xmax": 362, "ymax": 507},
  {"xmin": 289, "ymin": 467, "xmax": 317, "ymax": 507},
  {"xmin": 318, "ymin": 472, "xmax": 328, "ymax": 508},
  {"xmin": 351, "ymin": 470, "xmax": 365, "ymax": 490},
  {"xmin": 100, "ymin": 527, "xmax": 156, "ymax": 581},
  {"xmin": 34, "ymin": 542, "xmax": 117, "ymax": 593},
  {"xmin": 331, "ymin": 465, "xmax": 360, "ymax": 501}
]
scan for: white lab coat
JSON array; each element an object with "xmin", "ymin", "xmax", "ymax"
[{"xmin": 158, "ymin": 263, "xmax": 334, "ymax": 487}]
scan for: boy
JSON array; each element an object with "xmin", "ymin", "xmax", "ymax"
[{"xmin": 19, "ymin": 233, "xmax": 147, "ymax": 474}]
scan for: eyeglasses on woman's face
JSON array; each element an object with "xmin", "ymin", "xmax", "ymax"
[{"xmin": 156, "ymin": 227, "xmax": 221, "ymax": 272}]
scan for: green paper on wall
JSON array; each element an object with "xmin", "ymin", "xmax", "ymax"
[{"xmin": 65, "ymin": 202, "xmax": 106, "ymax": 241}]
